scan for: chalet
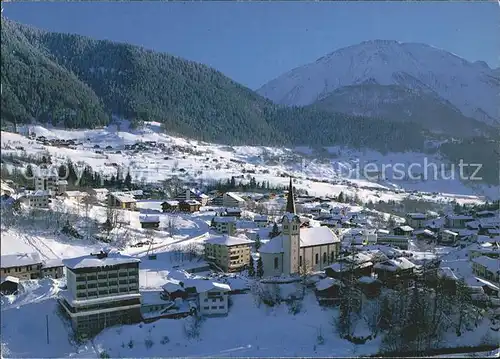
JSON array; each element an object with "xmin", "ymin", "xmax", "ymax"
[
  {"xmin": 140, "ymin": 215, "xmax": 160, "ymax": 230},
  {"xmin": 374, "ymin": 257, "xmax": 416, "ymax": 290},
  {"xmin": 222, "ymin": 192, "xmax": 245, "ymax": 208},
  {"xmin": 204, "ymin": 235, "xmax": 254, "ymax": 272},
  {"xmin": 315, "ymin": 277, "xmax": 343, "ymax": 305},
  {"xmin": 0, "ymin": 276, "xmax": 20, "ymax": 295},
  {"xmin": 108, "ymin": 192, "xmax": 137, "ymax": 210},
  {"xmin": 161, "ymin": 279, "xmax": 188, "ymax": 301},
  {"xmin": 413, "ymin": 229, "xmax": 437, "ymax": 241},
  {"xmin": 439, "ymin": 229, "xmax": 458, "ymax": 245},
  {"xmin": 174, "ymin": 189, "xmax": 209, "ymax": 206},
  {"xmin": 223, "ymin": 207, "xmax": 242, "ymax": 218},
  {"xmin": 393, "ymin": 225, "xmax": 414, "ymax": 237},
  {"xmin": 325, "ymin": 253, "xmax": 374, "ymax": 280},
  {"xmin": 405, "ymin": 213, "xmax": 427, "ymax": 228},
  {"xmin": 445, "ymin": 215, "xmax": 474, "ymax": 228},
  {"xmin": 254, "ymin": 215, "xmax": 269, "ymax": 228},
  {"xmin": 161, "ymin": 200, "xmax": 179, "ymax": 212},
  {"xmin": 472, "ymin": 256, "xmax": 500, "ymax": 283},
  {"xmin": 178, "ymin": 200, "xmax": 201, "ymax": 213},
  {"xmin": 212, "ymin": 216, "xmax": 237, "ymax": 235}
]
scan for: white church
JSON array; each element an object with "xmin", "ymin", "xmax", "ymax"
[{"xmin": 259, "ymin": 178, "xmax": 341, "ymax": 277}]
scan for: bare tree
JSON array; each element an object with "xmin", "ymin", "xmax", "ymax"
[{"xmin": 166, "ymin": 215, "xmax": 178, "ymax": 237}]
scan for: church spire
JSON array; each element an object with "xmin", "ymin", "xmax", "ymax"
[{"xmin": 286, "ymin": 177, "xmax": 296, "ymax": 214}]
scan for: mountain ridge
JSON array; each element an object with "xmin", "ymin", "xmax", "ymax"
[{"xmin": 257, "ymin": 40, "xmax": 500, "ymax": 127}]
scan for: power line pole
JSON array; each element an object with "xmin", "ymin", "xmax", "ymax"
[{"xmin": 46, "ymin": 314, "xmax": 50, "ymax": 344}]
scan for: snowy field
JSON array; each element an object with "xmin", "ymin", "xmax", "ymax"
[{"xmin": 1, "ymin": 122, "xmax": 495, "ymax": 203}]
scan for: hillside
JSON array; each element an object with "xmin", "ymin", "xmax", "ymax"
[
  {"xmin": 258, "ymin": 40, "xmax": 500, "ymax": 129},
  {"xmin": 310, "ymin": 84, "xmax": 493, "ymax": 137}
]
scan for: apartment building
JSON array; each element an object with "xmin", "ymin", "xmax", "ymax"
[
  {"xmin": 59, "ymin": 251, "xmax": 142, "ymax": 338},
  {"xmin": 405, "ymin": 213, "xmax": 427, "ymax": 229},
  {"xmin": 213, "ymin": 216, "xmax": 237, "ymax": 235},
  {"xmin": 34, "ymin": 174, "xmax": 58, "ymax": 192},
  {"xmin": 472, "ymin": 256, "xmax": 500, "ymax": 284},
  {"xmin": 26, "ymin": 190, "xmax": 51, "ymax": 208},
  {"xmin": 204, "ymin": 235, "xmax": 254, "ymax": 272}
]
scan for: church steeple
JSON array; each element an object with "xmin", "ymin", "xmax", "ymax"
[{"xmin": 285, "ymin": 177, "xmax": 296, "ymax": 214}]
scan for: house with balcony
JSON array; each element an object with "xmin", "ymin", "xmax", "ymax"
[
  {"xmin": 161, "ymin": 200, "xmax": 179, "ymax": 212},
  {"xmin": 58, "ymin": 251, "xmax": 142, "ymax": 338},
  {"xmin": 212, "ymin": 216, "xmax": 237, "ymax": 235},
  {"xmin": 139, "ymin": 215, "xmax": 160, "ymax": 230},
  {"xmin": 254, "ymin": 215, "xmax": 270, "ymax": 228},
  {"xmin": 25, "ymin": 190, "xmax": 51, "ymax": 208},
  {"xmin": 393, "ymin": 225, "xmax": 414, "ymax": 237},
  {"xmin": 183, "ymin": 279, "xmax": 231, "ymax": 316},
  {"xmin": 373, "ymin": 257, "xmax": 416, "ymax": 290},
  {"xmin": 108, "ymin": 192, "xmax": 137, "ymax": 210},
  {"xmin": 174, "ymin": 189, "xmax": 209, "ymax": 206},
  {"xmin": 439, "ymin": 229, "xmax": 458, "ymax": 245},
  {"xmin": 178, "ymin": 200, "xmax": 201, "ymax": 213},
  {"xmin": 222, "ymin": 192, "xmax": 245, "ymax": 208},
  {"xmin": 204, "ymin": 235, "xmax": 254, "ymax": 272},
  {"xmin": 1, "ymin": 252, "xmax": 44, "ymax": 280},
  {"xmin": 376, "ymin": 234, "xmax": 409, "ymax": 250}
]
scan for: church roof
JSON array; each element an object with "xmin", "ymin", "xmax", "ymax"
[{"xmin": 259, "ymin": 226, "xmax": 340, "ymax": 254}]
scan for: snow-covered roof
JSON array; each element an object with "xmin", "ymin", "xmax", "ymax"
[
  {"xmin": 376, "ymin": 229, "xmax": 390, "ymax": 235},
  {"xmin": 413, "ymin": 229, "xmax": 437, "ymax": 237},
  {"xmin": 64, "ymin": 191, "xmax": 88, "ymax": 198},
  {"xmin": 254, "ymin": 215, "xmax": 269, "ymax": 222},
  {"xmin": 162, "ymin": 278, "xmax": 185, "ymax": 293},
  {"xmin": 374, "ymin": 257, "xmax": 415, "ymax": 272},
  {"xmin": 42, "ymin": 259, "xmax": 64, "ymax": 269},
  {"xmin": 225, "ymin": 192, "xmax": 245, "ymax": 202},
  {"xmin": 92, "ymin": 188, "xmax": 109, "ymax": 193},
  {"xmin": 183, "ymin": 199, "xmax": 201, "ymax": 205},
  {"xmin": 140, "ymin": 291, "xmax": 169, "ymax": 306},
  {"xmin": 63, "ymin": 252, "xmax": 140, "ymax": 269},
  {"xmin": 56, "ymin": 180, "xmax": 68, "ymax": 185},
  {"xmin": 472, "ymin": 256, "xmax": 500, "ymax": 274},
  {"xmin": 139, "ymin": 215, "xmax": 160, "ymax": 223},
  {"xmin": 225, "ymin": 207, "xmax": 242, "ymax": 213},
  {"xmin": 182, "ymin": 279, "xmax": 231, "ymax": 293},
  {"xmin": 110, "ymin": 192, "xmax": 136, "ymax": 203},
  {"xmin": 260, "ymin": 227, "xmax": 339, "ymax": 254},
  {"xmin": 442, "ymin": 229, "xmax": 458, "ymax": 236},
  {"xmin": 1, "ymin": 252, "xmax": 42, "ymax": 268},
  {"xmin": 214, "ymin": 216, "xmax": 236, "ymax": 223},
  {"xmin": 163, "ymin": 200, "xmax": 179, "ymax": 206},
  {"xmin": 397, "ymin": 225, "xmax": 414, "ymax": 232},
  {"xmin": 205, "ymin": 235, "xmax": 254, "ymax": 247},
  {"xmin": 300, "ymin": 226, "xmax": 340, "ymax": 247},
  {"xmin": 0, "ymin": 276, "xmax": 20, "ymax": 284},
  {"xmin": 328, "ymin": 261, "xmax": 373, "ymax": 273},
  {"xmin": 315, "ymin": 277, "xmax": 341, "ymax": 291}
]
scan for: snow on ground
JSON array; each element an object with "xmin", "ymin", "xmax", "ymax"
[{"xmin": 1, "ymin": 124, "xmax": 495, "ymax": 203}]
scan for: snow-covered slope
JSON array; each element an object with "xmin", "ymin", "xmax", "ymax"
[{"xmin": 257, "ymin": 40, "xmax": 500, "ymax": 126}]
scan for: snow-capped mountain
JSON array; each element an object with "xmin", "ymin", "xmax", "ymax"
[{"xmin": 257, "ymin": 40, "xmax": 500, "ymax": 126}]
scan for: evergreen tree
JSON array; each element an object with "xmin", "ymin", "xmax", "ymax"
[
  {"xmin": 124, "ymin": 170, "xmax": 132, "ymax": 189},
  {"xmin": 248, "ymin": 255, "xmax": 255, "ymax": 277},
  {"xmin": 230, "ymin": 176, "xmax": 236, "ymax": 188},
  {"xmin": 210, "ymin": 217, "xmax": 216, "ymax": 228},
  {"xmin": 337, "ymin": 191, "xmax": 345, "ymax": 203},
  {"xmin": 255, "ymin": 234, "xmax": 261, "ymax": 250},
  {"xmin": 25, "ymin": 163, "xmax": 34, "ymax": 179},
  {"xmin": 256, "ymin": 257, "xmax": 264, "ymax": 278}
]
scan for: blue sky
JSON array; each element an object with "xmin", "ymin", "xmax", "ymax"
[{"xmin": 4, "ymin": 1, "xmax": 499, "ymax": 89}]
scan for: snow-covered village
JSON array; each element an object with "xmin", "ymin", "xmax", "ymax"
[
  {"xmin": 0, "ymin": 122, "xmax": 499, "ymax": 358},
  {"xmin": 1, "ymin": 1, "xmax": 500, "ymax": 358}
]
